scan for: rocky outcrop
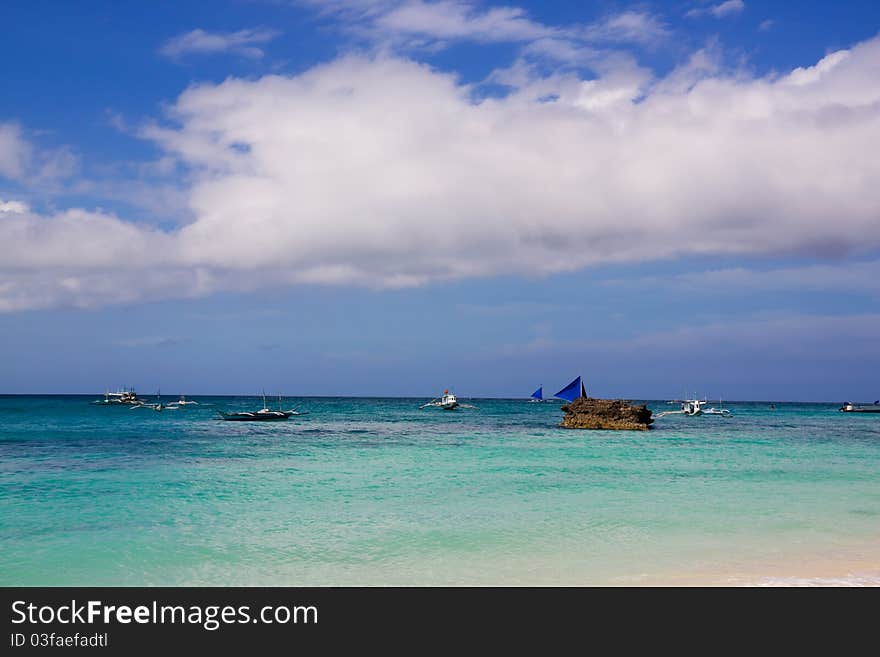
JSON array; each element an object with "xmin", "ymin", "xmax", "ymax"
[{"xmin": 560, "ymin": 397, "xmax": 653, "ymax": 431}]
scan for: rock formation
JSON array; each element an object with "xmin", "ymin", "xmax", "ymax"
[{"xmin": 560, "ymin": 397, "xmax": 653, "ymax": 431}]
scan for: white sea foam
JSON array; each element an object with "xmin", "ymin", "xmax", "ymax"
[{"xmin": 755, "ymin": 574, "xmax": 880, "ymax": 587}]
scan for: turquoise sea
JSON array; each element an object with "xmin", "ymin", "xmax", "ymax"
[{"xmin": 2, "ymin": 395, "xmax": 879, "ymax": 586}]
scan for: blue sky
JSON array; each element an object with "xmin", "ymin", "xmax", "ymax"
[{"xmin": 1, "ymin": 0, "xmax": 879, "ymax": 400}]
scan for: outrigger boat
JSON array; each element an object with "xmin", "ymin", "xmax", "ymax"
[
  {"xmin": 703, "ymin": 397, "xmax": 733, "ymax": 417},
  {"xmin": 654, "ymin": 398, "xmax": 708, "ymax": 418},
  {"xmin": 529, "ymin": 386, "xmax": 545, "ymax": 402},
  {"xmin": 703, "ymin": 406, "xmax": 733, "ymax": 417},
  {"xmin": 839, "ymin": 400, "xmax": 880, "ymax": 413},
  {"xmin": 219, "ymin": 393, "xmax": 307, "ymax": 421},
  {"xmin": 91, "ymin": 389, "xmax": 142, "ymax": 405},
  {"xmin": 421, "ymin": 390, "xmax": 461, "ymax": 410},
  {"xmin": 130, "ymin": 389, "xmax": 179, "ymax": 411}
]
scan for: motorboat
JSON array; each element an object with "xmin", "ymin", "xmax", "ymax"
[
  {"xmin": 654, "ymin": 398, "xmax": 708, "ymax": 419},
  {"xmin": 421, "ymin": 390, "xmax": 461, "ymax": 410},
  {"xmin": 91, "ymin": 389, "xmax": 142, "ymax": 405},
  {"xmin": 839, "ymin": 401, "xmax": 880, "ymax": 413}
]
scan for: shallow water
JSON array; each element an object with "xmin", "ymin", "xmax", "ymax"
[{"xmin": 1, "ymin": 396, "xmax": 879, "ymax": 585}]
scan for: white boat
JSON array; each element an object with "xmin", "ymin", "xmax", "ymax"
[
  {"xmin": 839, "ymin": 401, "xmax": 880, "ymax": 413},
  {"xmin": 176, "ymin": 395, "xmax": 199, "ymax": 406},
  {"xmin": 130, "ymin": 389, "xmax": 179, "ymax": 411},
  {"xmin": 703, "ymin": 398, "xmax": 733, "ymax": 417},
  {"xmin": 654, "ymin": 398, "xmax": 708, "ymax": 418},
  {"xmin": 421, "ymin": 390, "xmax": 461, "ymax": 410},
  {"xmin": 703, "ymin": 406, "xmax": 732, "ymax": 417},
  {"xmin": 91, "ymin": 389, "xmax": 142, "ymax": 405}
]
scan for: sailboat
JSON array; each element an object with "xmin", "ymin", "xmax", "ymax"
[
  {"xmin": 529, "ymin": 386, "xmax": 545, "ymax": 402},
  {"xmin": 554, "ymin": 376, "xmax": 587, "ymax": 402}
]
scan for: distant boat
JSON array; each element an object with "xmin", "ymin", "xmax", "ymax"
[
  {"xmin": 131, "ymin": 389, "xmax": 178, "ymax": 411},
  {"xmin": 839, "ymin": 401, "xmax": 880, "ymax": 413},
  {"xmin": 176, "ymin": 395, "xmax": 199, "ymax": 406},
  {"xmin": 91, "ymin": 389, "xmax": 142, "ymax": 405},
  {"xmin": 421, "ymin": 389, "xmax": 460, "ymax": 410},
  {"xmin": 703, "ymin": 407, "xmax": 732, "ymax": 417},
  {"xmin": 554, "ymin": 376, "xmax": 586, "ymax": 402},
  {"xmin": 219, "ymin": 409, "xmax": 292, "ymax": 421},
  {"xmin": 529, "ymin": 386, "xmax": 544, "ymax": 402},
  {"xmin": 219, "ymin": 393, "xmax": 306, "ymax": 421},
  {"xmin": 654, "ymin": 398, "xmax": 708, "ymax": 418},
  {"xmin": 703, "ymin": 396, "xmax": 733, "ymax": 417}
]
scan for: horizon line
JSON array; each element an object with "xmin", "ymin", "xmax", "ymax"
[{"xmin": 0, "ymin": 393, "xmax": 860, "ymax": 405}]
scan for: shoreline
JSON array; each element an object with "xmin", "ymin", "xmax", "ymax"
[{"xmin": 609, "ymin": 536, "xmax": 880, "ymax": 587}]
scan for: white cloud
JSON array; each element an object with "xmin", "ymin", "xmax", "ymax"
[
  {"xmin": 0, "ymin": 121, "xmax": 79, "ymax": 183},
  {"xmin": 0, "ymin": 199, "xmax": 29, "ymax": 214},
  {"xmin": 159, "ymin": 28, "xmax": 280, "ymax": 59},
  {"xmin": 581, "ymin": 10, "xmax": 670, "ymax": 45},
  {"xmin": 785, "ymin": 50, "xmax": 850, "ymax": 86},
  {"xmin": 307, "ymin": 1, "xmax": 668, "ymax": 50},
  {"xmin": 711, "ymin": 0, "xmax": 745, "ymax": 18},
  {"xmin": 4, "ymin": 35, "xmax": 880, "ymax": 311},
  {"xmin": 687, "ymin": 0, "xmax": 746, "ymax": 20},
  {"xmin": 375, "ymin": 0, "xmax": 554, "ymax": 43},
  {"xmin": 0, "ymin": 123, "xmax": 32, "ymax": 179}
]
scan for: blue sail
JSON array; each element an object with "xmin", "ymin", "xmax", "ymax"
[
  {"xmin": 554, "ymin": 376, "xmax": 582, "ymax": 402},
  {"xmin": 531, "ymin": 386, "xmax": 543, "ymax": 400}
]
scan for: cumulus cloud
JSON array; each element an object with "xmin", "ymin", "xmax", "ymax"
[
  {"xmin": 0, "ymin": 205, "xmax": 181, "ymax": 311},
  {"xmin": 3, "ymin": 34, "xmax": 880, "ymax": 311},
  {"xmin": 159, "ymin": 28, "xmax": 280, "ymax": 59}
]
